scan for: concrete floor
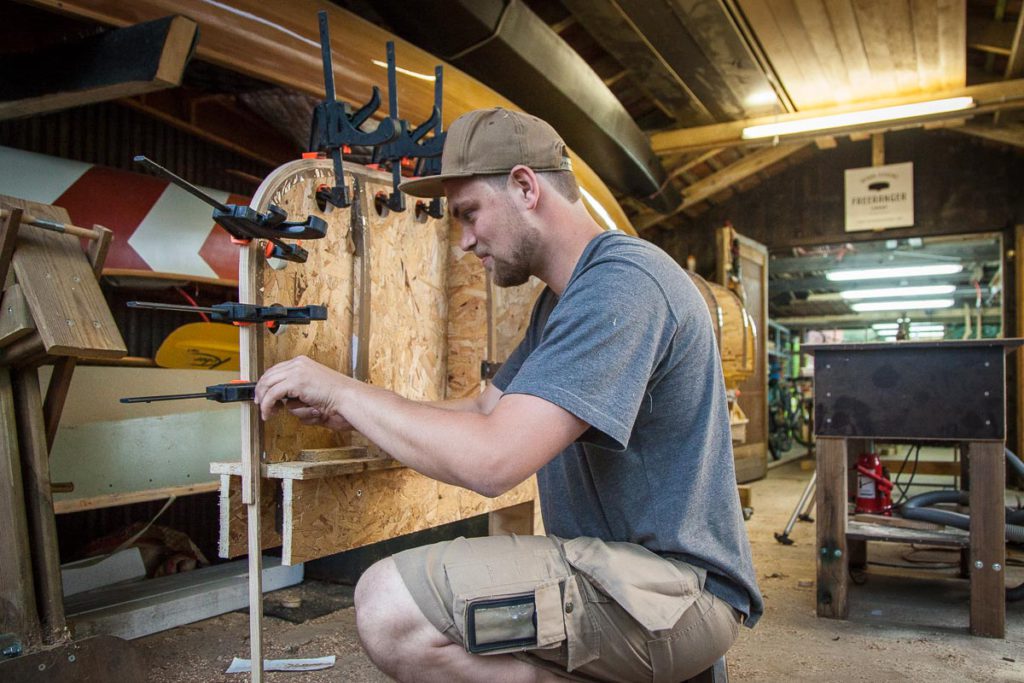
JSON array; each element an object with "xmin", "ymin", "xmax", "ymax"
[{"xmin": 137, "ymin": 459, "xmax": 1024, "ymax": 682}]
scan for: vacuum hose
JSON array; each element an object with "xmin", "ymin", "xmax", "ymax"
[{"xmin": 897, "ymin": 447, "xmax": 1024, "ymax": 600}]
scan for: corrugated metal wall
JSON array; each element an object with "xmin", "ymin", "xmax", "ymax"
[
  {"xmin": 0, "ymin": 100, "xmax": 270, "ymax": 195},
  {"xmin": 2, "ymin": 101, "xmax": 263, "ymax": 564}
]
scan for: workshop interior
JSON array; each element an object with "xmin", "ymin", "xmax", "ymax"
[{"xmin": 0, "ymin": 0, "xmax": 1022, "ymax": 681}]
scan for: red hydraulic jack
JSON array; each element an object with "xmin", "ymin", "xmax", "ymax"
[{"xmin": 854, "ymin": 452, "xmax": 894, "ymax": 515}]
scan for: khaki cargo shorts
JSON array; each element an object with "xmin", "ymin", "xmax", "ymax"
[{"xmin": 393, "ymin": 535, "xmax": 740, "ymax": 683}]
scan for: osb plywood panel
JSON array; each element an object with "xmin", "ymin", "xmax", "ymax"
[
  {"xmin": 254, "ymin": 160, "xmax": 356, "ymax": 462},
  {"xmin": 490, "ymin": 275, "xmax": 544, "ymax": 362},
  {"xmin": 283, "ymin": 471, "xmax": 537, "ymax": 564},
  {"xmin": 364, "ymin": 180, "xmax": 448, "ymax": 401},
  {"xmin": 445, "ymin": 220, "xmax": 488, "ymax": 399},
  {"xmin": 218, "ymin": 475, "xmax": 282, "ymax": 559}
]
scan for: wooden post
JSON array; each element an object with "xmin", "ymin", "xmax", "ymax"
[
  {"xmin": 0, "ymin": 368, "xmax": 42, "ymax": 648},
  {"xmin": 240, "ymin": 233, "xmax": 264, "ymax": 682},
  {"xmin": 12, "ymin": 367, "xmax": 65, "ymax": 641},
  {"xmin": 871, "ymin": 133, "xmax": 885, "ymax": 167},
  {"xmin": 816, "ymin": 436, "xmax": 848, "ymax": 619},
  {"xmin": 966, "ymin": 441, "xmax": 1005, "ymax": 637},
  {"xmin": 0, "ymin": 208, "xmax": 22, "ymax": 287}
]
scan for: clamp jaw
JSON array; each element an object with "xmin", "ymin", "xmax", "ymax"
[{"xmin": 133, "ymin": 156, "xmax": 324, "ymax": 264}]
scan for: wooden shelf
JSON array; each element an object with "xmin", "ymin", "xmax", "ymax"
[{"xmin": 847, "ymin": 519, "xmax": 969, "ymax": 548}]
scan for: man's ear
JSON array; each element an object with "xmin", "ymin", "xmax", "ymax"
[{"xmin": 508, "ymin": 165, "xmax": 540, "ymax": 210}]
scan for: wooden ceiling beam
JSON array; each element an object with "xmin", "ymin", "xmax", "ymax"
[
  {"xmin": 650, "ymin": 79, "xmax": 1024, "ymax": 155},
  {"xmin": 1007, "ymin": 8, "xmax": 1024, "ymax": 77},
  {"xmin": 635, "ymin": 142, "xmax": 810, "ymax": 232},
  {"xmin": 0, "ymin": 15, "xmax": 197, "ymax": 120}
]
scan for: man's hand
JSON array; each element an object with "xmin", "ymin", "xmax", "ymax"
[{"xmin": 254, "ymin": 355, "xmax": 354, "ymax": 430}]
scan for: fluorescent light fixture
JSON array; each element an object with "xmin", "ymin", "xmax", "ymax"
[
  {"xmin": 741, "ymin": 97, "xmax": 974, "ymax": 139},
  {"xmin": 871, "ymin": 323, "xmax": 945, "ymax": 331},
  {"xmin": 826, "ymin": 264, "xmax": 963, "ymax": 281},
  {"xmin": 852, "ymin": 299, "xmax": 955, "ymax": 312},
  {"xmin": 841, "ymin": 285, "xmax": 955, "ymax": 300}
]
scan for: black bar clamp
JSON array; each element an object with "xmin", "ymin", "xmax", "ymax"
[
  {"xmin": 308, "ymin": 10, "xmax": 400, "ymax": 209},
  {"xmin": 132, "ymin": 156, "xmax": 325, "ymax": 264}
]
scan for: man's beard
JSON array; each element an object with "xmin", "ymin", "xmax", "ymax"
[{"xmin": 491, "ymin": 222, "xmax": 538, "ymax": 288}]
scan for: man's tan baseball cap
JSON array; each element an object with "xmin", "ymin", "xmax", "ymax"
[{"xmin": 399, "ymin": 107, "xmax": 573, "ymax": 198}]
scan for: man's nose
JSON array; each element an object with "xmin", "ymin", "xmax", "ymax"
[{"xmin": 459, "ymin": 228, "xmax": 476, "ymax": 253}]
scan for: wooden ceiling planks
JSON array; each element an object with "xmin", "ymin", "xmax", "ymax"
[{"xmin": 736, "ymin": 0, "xmax": 966, "ymax": 110}]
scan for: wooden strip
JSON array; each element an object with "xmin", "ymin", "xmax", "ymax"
[
  {"xmin": 53, "ymin": 481, "xmax": 219, "ymax": 514},
  {"xmin": 1007, "ymin": 8, "xmax": 1024, "ymax": 78},
  {"xmin": 12, "ymin": 367, "xmax": 65, "ymax": 641},
  {"xmin": 43, "ymin": 358, "xmax": 76, "ymax": 450},
  {"xmin": 211, "ymin": 456, "xmax": 401, "ymax": 480},
  {"xmin": 299, "ymin": 446, "xmax": 369, "ymax": 462},
  {"xmin": 967, "ymin": 441, "xmax": 1005, "ymax": 638},
  {"xmin": 0, "ymin": 207, "xmax": 21, "ymax": 288},
  {"xmin": 816, "ymin": 437, "xmax": 849, "ymax": 619},
  {"xmin": 0, "ymin": 284, "xmax": 34, "ymax": 349},
  {"xmin": 87, "ymin": 225, "xmax": 113, "ymax": 279},
  {"xmin": 0, "ymin": 16, "xmax": 197, "ymax": 120},
  {"xmin": 0, "ymin": 368, "xmax": 42, "ymax": 647},
  {"xmin": 851, "ymin": 513, "xmax": 945, "ymax": 531}
]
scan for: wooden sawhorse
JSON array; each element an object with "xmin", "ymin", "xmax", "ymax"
[{"xmin": 805, "ymin": 339, "xmax": 1022, "ymax": 638}]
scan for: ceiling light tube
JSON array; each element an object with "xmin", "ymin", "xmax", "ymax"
[
  {"xmin": 851, "ymin": 299, "xmax": 955, "ymax": 312},
  {"xmin": 826, "ymin": 264, "xmax": 963, "ymax": 281},
  {"xmin": 841, "ymin": 284, "xmax": 956, "ymax": 300},
  {"xmin": 741, "ymin": 97, "xmax": 974, "ymax": 139}
]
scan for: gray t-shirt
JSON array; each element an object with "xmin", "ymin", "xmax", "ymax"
[{"xmin": 493, "ymin": 231, "xmax": 763, "ymax": 626}]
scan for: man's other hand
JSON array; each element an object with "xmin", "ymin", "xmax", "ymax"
[{"xmin": 255, "ymin": 355, "xmax": 354, "ymax": 430}]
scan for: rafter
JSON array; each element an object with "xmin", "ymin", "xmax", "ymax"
[
  {"xmin": 635, "ymin": 142, "xmax": 811, "ymax": 232},
  {"xmin": 650, "ymin": 79, "xmax": 1024, "ymax": 155}
]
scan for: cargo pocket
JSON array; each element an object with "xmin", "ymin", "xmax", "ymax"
[
  {"xmin": 446, "ymin": 550, "xmax": 569, "ymax": 656},
  {"xmin": 562, "ymin": 537, "xmax": 706, "ymax": 633}
]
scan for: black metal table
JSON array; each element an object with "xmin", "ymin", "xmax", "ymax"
[{"xmin": 804, "ymin": 339, "xmax": 1023, "ymax": 638}]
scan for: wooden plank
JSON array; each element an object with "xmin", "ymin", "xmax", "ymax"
[
  {"xmin": 846, "ymin": 520, "xmax": 968, "ymax": 547},
  {"xmin": 0, "ymin": 368, "xmax": 41, "ymax": 648},
  {"xmin": 816, "ymin": 437, "xmax": 849, "ymax": 619},
  {"xmin": 967, "ymin": 441, "xmax": 1005, "ymax": 638},
  {"xmin": 446, "ymin": 217, "xmax": 488, "ymax": 400},
  {"xmin": 1, "ymin": 195, "xmax": 125, "ymax": 359},
  {"xmin": 936, "ymin": 0, "xmax": 967, "ymax": 91},
  {"xmin": 53, "ymin": 481, "xmax": 219, "ymax": 514},
  {"xmin": 299, "ymin": 446, "xmax": 369, "ymax": 462},
  {"xmin": 218, "ymin": 476, "xmax": 281, "ymax": 560},
  {"xmin": 0, "ymin": 284, "xmax": 34, "ymax": 348},
  {"xmin": 87, "ymin": 225, "xmax": 113, "ymax": 279},
  {"xmin": 65, "ymin": 558, "xmax": 302, "ymax": 642},
  {"xmin": 0, "ymin": 16, "xmax": 197, "ymax": 120},
  {"xmin": 851, "ymin": 513, "xmax": 945, "ymax": 531},
  {"xmin": 211, "ymin": 456, "xmax": 401, "ymax": 480},
  {"xmin": 12, "ymin": 367, "xmax": 65, "ymax": 641}
]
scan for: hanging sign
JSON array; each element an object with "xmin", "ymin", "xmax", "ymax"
[{"xmin": 844, "ymin": 161, "xmax": 913, "ymax": 232}]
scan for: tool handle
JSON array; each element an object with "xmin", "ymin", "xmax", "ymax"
[
  {"xmin": 206, "ymin": 381, "xmax": 257, "ymax": 403},
  {"xmin": 1, "ymin": 209, "xmax": 101, "ymax": 240}
]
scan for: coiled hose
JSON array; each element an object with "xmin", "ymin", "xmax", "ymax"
[{"xmin": 897, "ymin": 448, "xmax": 1024, "ymax": 600}]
